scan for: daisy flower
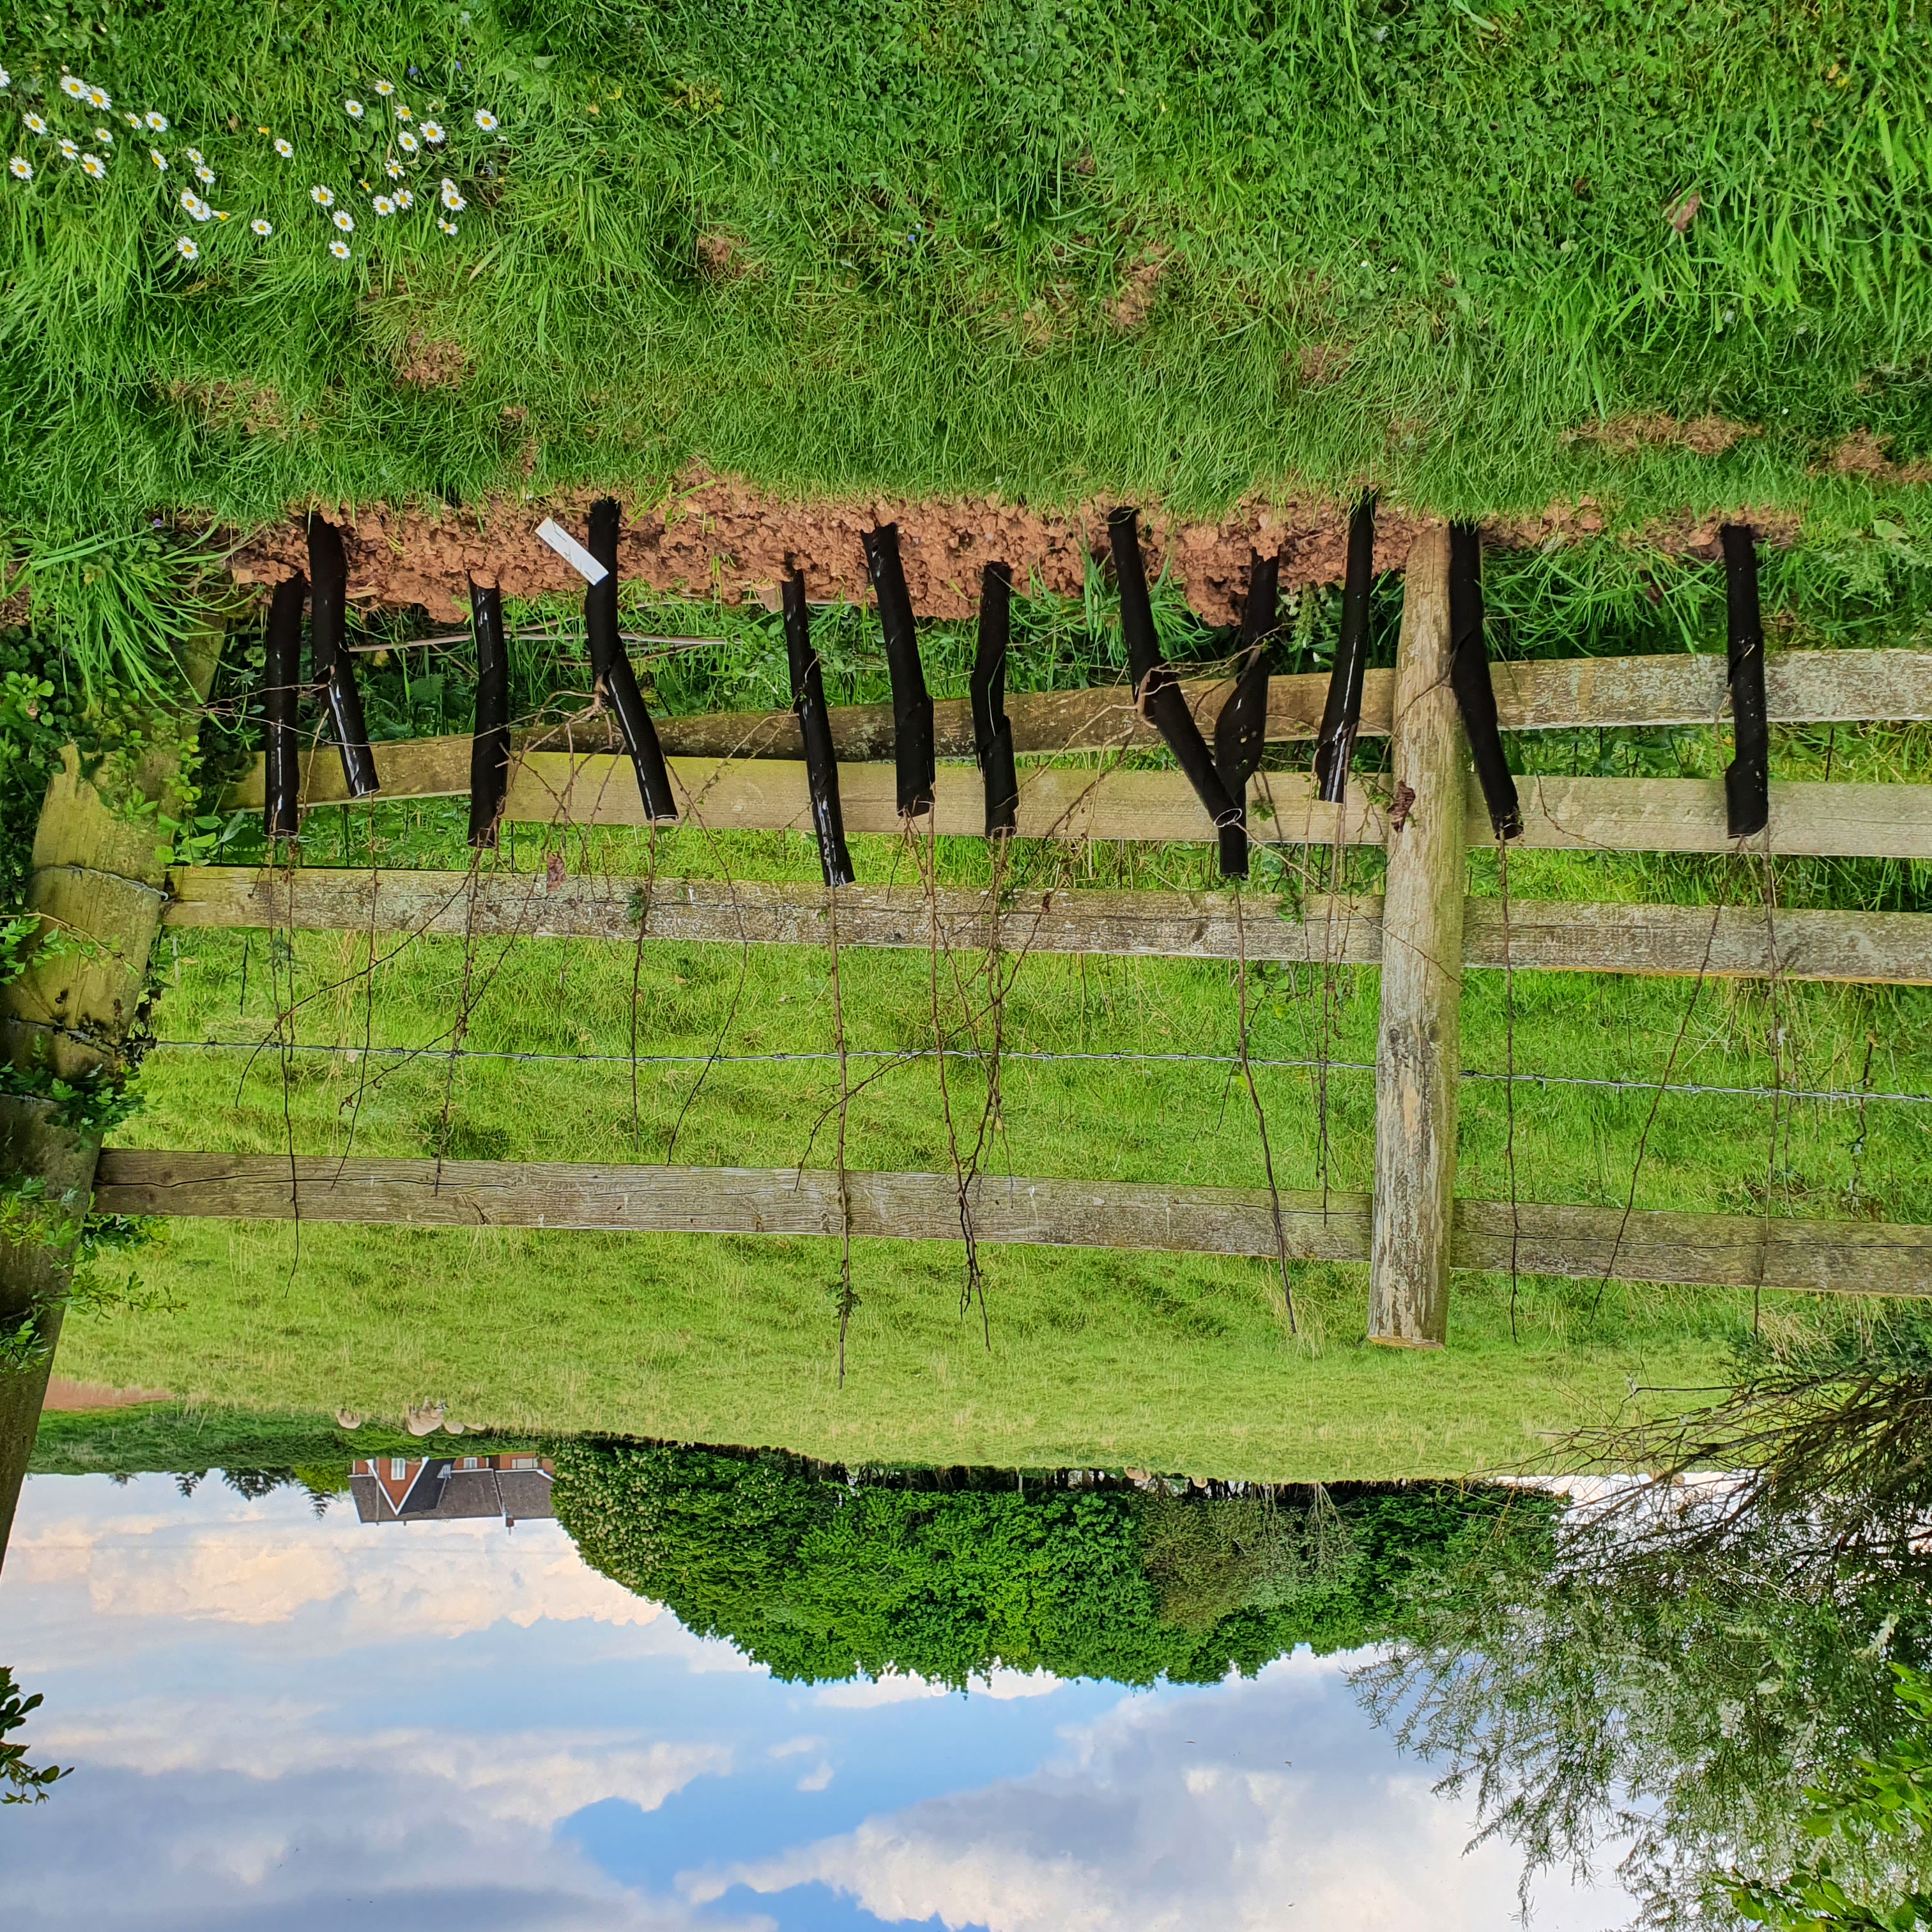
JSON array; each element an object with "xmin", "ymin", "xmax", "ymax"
[
  {"xmin": 274, "ymin": 137, "xmax": 294, "ymax": 158},
  {"xmin": 440, "ymin": 180, "xmax": 464, "ymax": 211},
  {"xmin": 383, "ymin": 157, "xmax": 404, "ymax": 179},
  {"xmin": 194, "ymin": 164, "xmax": 215, "ymax": 183},
  {"xmin": 8, "ymin": 157, "xmax": 29, "ymax": 181},
  {"xmin": 395, "ymin": 187, "xmax": 414, "ymax": 210},
  {"xmin": 23, "ymin": 112, "xmax": 47, "ymax": 135},
  {"xmin": 150, "ymin": 148, "xmax": 167, "ymax": 169},
  {"xmin": 180, "ymin": 189, "xmax": 211, "ymax": 220},
  {"xmin": 88, "ymin": 86, "xmax": 111, "ymax": 110},
  {"xmin": 185, "ymin": 146, "xmax": 203, "ymax": 164},
  {"xmin": 372, "ymin": 194, "xmax": 394, "ymax": 215},
  {"xmin": 473, "ymin": 109, "xmax": 498, "ymax": 131},
  {"xmin": 124, "ymin": 111, "xmax": 141, "ymax": 128},
  {"xmin": 145, "ymin": 110, "xmax": 168, "ymax": 132},
  {"xmin": 310, "ymin": 184, "xmax": 335, "ymax": 206},
  {"xmin": 397, "ymin": 129, "xmax": 419, "ymax": 154},
  {"xmin": 374, "ymin": 79, "xmax": 395, "ymax": 97},
  {"xmin": 60, "ymin": 76, "xmax": 88, "ymax": 100},
  {"xmin": 344, "ymin": 98, "xmax": 364, "ymax": 120},
  {"xmin": 250, "ymin": 217, "xmax": 272, "ymax": 236},
  {"xmin": 79, "ymin": 151, "xmax": 105, "ymax": 179},
  {"xmin": 0, "ymin": 68, "xmax": 10, "ymax": 88},
  {"xmin": 420, "ymin": 120, "xmax": 445, "ymax": 144},
  {"xmin": 332, "ymin": 208, "xmax": 354, "ymax": 231},
  {"xmin": 56, "ymin": 137, "xmax": 78, "ymax": 160},
  {"xmin": 394, "ymin": 104, "xmax": 411, "ymax": 120},
  {"xmin": 437, "ymin": 217, "xmax": 457, "ymax": 236},
  {"xmin": 95, "ymin": 127, "xmax": 113, "ymax": 144},
  {"xmin": 329, "ymin": 237, "xmax": 351, "ymax": 259},
  {"xmin": 175, "ymin": 235, "xmax": 197, "ymax": 260}
]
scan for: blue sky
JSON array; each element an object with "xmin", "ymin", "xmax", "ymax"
[{"xmin": 0, "ymin": 1473, "xmax": 1630, "ymax": 1931}]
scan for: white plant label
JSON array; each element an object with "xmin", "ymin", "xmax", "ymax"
[{"xmin": 536, "ymin": 519, "xmax": 609, "ymax": 585}]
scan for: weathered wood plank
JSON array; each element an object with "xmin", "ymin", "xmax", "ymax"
[
  {"xmin": 1369, "ymin": 526, "xmax": 1462, "ymax": 1347},
  {"xmin": 222, "ymin": 741, "xmax": 1932, "ymax": 861},
  {"xmin": 225, "ymin": 647, "xmax": 1932, "ymax": 795},
  {"xmin": 160, "ymin": 868, "xmax": 1932, "ymax": 985},
  {"xmin": 89, "ymin": 1151, "xmax": 1932, "ymax": 1296}
]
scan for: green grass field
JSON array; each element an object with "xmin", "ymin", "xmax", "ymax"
[{"xmin": 6, "ymin": 1, "xmax": 1932, "ymax": 685}]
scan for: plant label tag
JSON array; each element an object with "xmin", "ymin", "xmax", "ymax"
[{"xmin": 537, "ymin": 519, "xmax": 609, "ymax": 585}]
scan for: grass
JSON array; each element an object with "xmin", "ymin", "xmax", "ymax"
[{"xmin": 6, "ymin": 3, "xmax": 1932, "ymax": 679}]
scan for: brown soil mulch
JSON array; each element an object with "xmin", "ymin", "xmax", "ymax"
[
  {"xmin": 228, "ymin": 475, "xmax": 1644, "ymax": 625},
  {"xmin": 1562, "ymin": 411, "xmax": 1761, "ymax": 457},
  {"xmin": 41, "ymin": 1377, "xmax": 176, "ymax": 1412}
]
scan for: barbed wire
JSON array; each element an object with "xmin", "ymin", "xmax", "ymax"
[{"xmin": 148, "ymin": 1038, "xmax": 1932, "ymax": 1107}]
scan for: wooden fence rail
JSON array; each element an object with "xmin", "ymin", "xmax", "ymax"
[
  {"xmin": 91, "ymin": 1151, "xmax": 1932, "ymax": 1298},
  {"xmin": 161, "ymin": 866, "xmax": 1932, "ymax": 985},
  {"xmin": 231, "ymin": 647, "xmax": 1932, "ymax": 785},
  {"xmin": 224, "ymin": 749, "xmax": 1932, "ymax": 861}
]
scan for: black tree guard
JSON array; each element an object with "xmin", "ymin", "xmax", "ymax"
[
  {"xmin": 1213, "ymin": 551, "xmax": 1279, "ymax": 879},
  {"xmin": 1314, "ymin": 493, "xmax": 1376, "ymax": 805},
  {"xmin": 862, "ymin": 524, "xmax": 935, "ymax": 820},
  {"xmin": 585, "ymin": 499, "xmax": 678, "ymax": 823},
  {"xmin": 1447, "ymin": 523, "xmax": 1523, "ymax": 841},
  {"xmin": 785, "ymin": 568, "xmax": 855, "ymax": 888},
  {"xmin": 1107, "ymin": 507, "xmax": 1242, "ymax": 866},
  {"xmin": 971, "ymin": 561, "xmax": 1019, "ymax": 838},
  {"xmin": 1721, "ymin": 523, "xmax": 1770, "ymax": 839},
  {"xmin": 467, "ymin": 578, "xmax": 511, "ymax": 850},
  {"xmin": 262, "ymin": 571, "xmax": 305, "ymax": 840},
  {"xmin": 305, "ymin": 514, "xmax": 379, "ymax": 798}
]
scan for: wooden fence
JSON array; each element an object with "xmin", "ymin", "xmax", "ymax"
[{"xmin": 61, "ymin": 549, "xmax": 1932, "ymax": 1344}]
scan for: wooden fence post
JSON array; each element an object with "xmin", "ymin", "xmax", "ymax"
[
  {"xmin": 0, "ymin": 627, "xmax": 222, "ymax": 1569},
  {"xmin": 1368, "ymin": 525, "xmax": 1466, "ymax": 1346}
]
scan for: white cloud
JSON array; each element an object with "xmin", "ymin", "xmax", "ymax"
[
  {"xmin": 812, "ymin": 1666, "xmax": 1063, "ymax": 1709},
  {"xmin": 700, "ymin": 1654, "xmax": 1630, "ymax": 1932},
  {"xmin": 795, "ymin": 1761, "xmax": 836, "ymax": 1793},
  {"xmin": 767, "ymin": 1735, "xmax": 827, "ymax": 1759}
]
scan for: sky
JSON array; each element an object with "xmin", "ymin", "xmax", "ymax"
[{"xmin": 0, "ymin": 1472, "xmax": 1634, "ymax": 1931}]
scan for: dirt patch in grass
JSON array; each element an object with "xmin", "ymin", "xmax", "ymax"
[
  {"xmin": 160, "ymin": 379, "xmax": 292, "ymax": 437},
  {"xmin": 1563, "ymin": 411, "xmax": 1761, "ymax": 457},
  {"xmin": 1821, "ymin": 429, "xmax": 1932, "ymax": 485},
  {"xmin": 42, "ymin": 1377, "xmax": 176, "ymax": 1412},
  {"xmin": 1294, "ymin": 341, "xmax": 1352, "ymax": 387},
  {"xmin": 226, "ymin": 477, "xmax": 1798, "ymax": 625},
  {"xmin": 696, "ymin": 231, "xmax": 753, "ymax": 279},
  {"xmin": 395, "ymin": 332, "xmax": 470, "ymax": 389},
  {"xmin": 1107, "ymin": 251, "xmax": 1170, "ymax": 330}
]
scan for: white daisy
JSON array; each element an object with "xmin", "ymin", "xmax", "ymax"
[
  {"xmin": 420, "ymin": 120, "xmax": 445, "ymax": 144},
  {"xmin": 329, "ymin": 237, "xmax": 351, "ymax": 259},
  {"xmin": 123, "ymin": 111, "xmax": 141, "ymax": 128},
  {"xmin": 473, "ymin": 109, "xmax": 498, "ymax": 131},
  {"xmin": 374, "ymin": 79, "xmax": 395, "ymax": 97},
  {"xmin": 274, "ymin": 137, "xmax": 294, "ymax": 159},
  {"xmin": 383, "ymin": 157, "xmax": 404, "ymax": 179},
  {"xmin": 88, "ymin": 86, "xmax": 110, "ymax": 110},
  {"xmin": 436, "ymin": 217, "xmax": 457, "ymax": 236},
  {"xmin": 180, "ymin": 189, "xmax": 211, "ymax": 220},
  {"xmin": 59, "ymin": 75, "xmax": 88, "ymax": 100},
  {"xmin": 344, "ymin": 98, "xmax": 364, "ymax": 119},
  {"xmin": 310, "ymin": 183, "xmax": 334, "ymax": 206},
  {"xmin": 150, "ymin": 148, "xmax": 167, "ymax": 169},
  {"xmin": 397, "ymin": 129, "xmax": 419, "ymax": 153},
  {"xmin": 23, "ymin": 112, "xmax": 47, "ymax": 135},
  {"xmin": 0, "ymin": 68, "xmax": 10, "ymax": 89},
  {"xmin": 56, "ymin": 137, "xmax": 78, "ymax": 160},
  {"xmin": 175, "ymin": 235, "xmax": 197, "ymax": 260},
  {"xmin": 145, "ymin": 109, "xmax": 168, "ymax": 132},
  {"xmin": 394, "ymin": 187, "xmax": 413, "ymax": 210},
  {"xmin": 440, "ymin": 181, "xmax": 464, "ymax": 211},
  {"xmin": 213, "ymin": 208, "xmax": 229, "ymax": 220},
  {"xmin": 185, "ymin": 146, "xmax": 203, "ymax": 164},
  {"xmin": 394, "ymin": 103, "xmax": 411, "ymax": 121},
  {"xmin": 7, "ymin": 156, "xmax": 29, "ymax": 181},
  {"xmin": 95, "ymin": 127, "xmax": 113, "ymax": 144},
  {"xmin": 332, "ymin": 208, "xmax": 353, "ymax": 231},
  {"xmin": 372, "ymin": 194, "xmax": 394, "ymax": 215},
  {"xmin": 194, "ymin": 164, "xmax": 214, "ymax": 183},
  {"xmin": 250, "ymin": 217, "xmax": 272, "ymax": 236},
  {"xmin": 79, "ymin": 151, "xmax": 105, "ymax": 178}
]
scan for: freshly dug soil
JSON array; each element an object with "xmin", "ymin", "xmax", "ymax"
[{"xmin": 226, "ymin": 472, "xmax": 1790, "ymax": 625}]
